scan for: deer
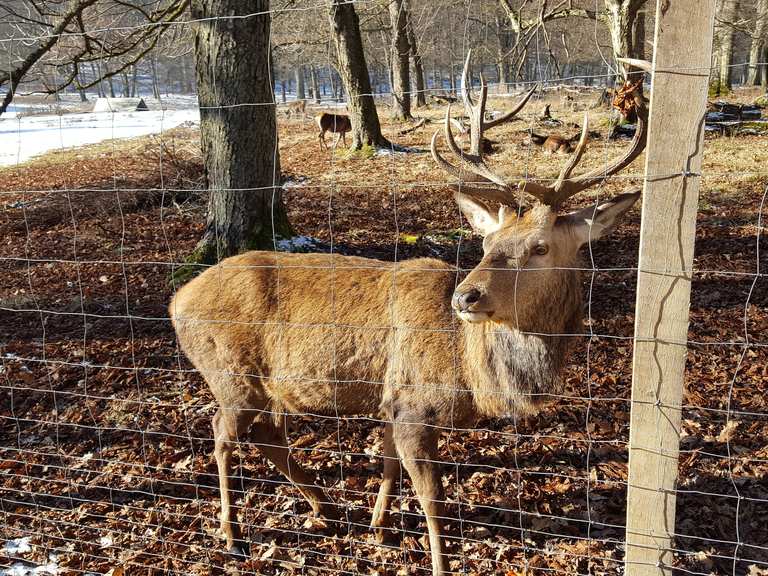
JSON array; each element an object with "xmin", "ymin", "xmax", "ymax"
[
  {"xmin": 315, "ymin": 112, "xmax": 352, "ymax": 149},
  {"xmin": 169, "ymin": 51, "xmax": 648, "ymax": 576},
  {"xmin": 527, "ymin": 128, "xmax": 583, "ymax": 154},
  {"xmin": 284, "ymin": 99, "xmax": 306, "ymax": 119}
]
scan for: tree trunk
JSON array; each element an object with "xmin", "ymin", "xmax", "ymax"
[
  {"xmin": 310, "ymin": 66, "xmax": 321, "ymax": 103},
  {"xmin": 130, "ymin": 65, "xmax": 139, "ymax": 97},
  {"xmin": 405, "ymin": 1, "xmax": 426, "ymax": 107},
  {"xmin": 182, "ymin": 0, "xmax": 292, "ymax": 274},
  {"xmin": 763, "ymin": 45, "xmax": 768, "ymax": 88},
  {"xmin": 604, "ymin": 0, "xmax": 646, "ymax": 81},
  {"xmin": 295, "ymin": 66, "xmax": 306, "ymax": 100},
  {"xmin": 75, "ymin": 67, "xmax": 88, "ymax": 102},
  {"xmin": 107, "ymin": 75, "xmax": 116, "ymax": 98},
  {"xmin": 388, "ymin": 0, "xmax": 412, "ymax": 120},
  {"xmin": 281, "ymin": 79, "xmax": 287, "ymax": 103},
  {"xmin": 747, "ymin": 0, "xmax": 767, "ymax": 85},
  {"xmin": 150, "ymin": 54, "xmax": 162, "ymax": 100},
  {"xmin": 89, "ymin": 62, "xmax": 104, "ymax": 98},
  {"xmin": 121, "ymin": 70, "xmax": 130, "ymax": 97},
  {"xmin": 496, "ymin": 18, "xmax": 512, "ymax": 90},
  {"xmin": 715, "ymin": 0, "xmax": 739, "ymax": 93},
  {"xmin": 329, "ymin": 0, "xmax": 389, "ymax": 148}
]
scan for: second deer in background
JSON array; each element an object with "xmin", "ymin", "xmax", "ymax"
[{"xmin": 315, "ymin": 112, "xmax": 351, "ymax": 149}]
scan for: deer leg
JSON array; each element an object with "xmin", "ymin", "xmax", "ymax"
[
  {"xmin": 370, "ymin": 422, "xmax": 401, "ymax": 544},
  {"xmin": 342, "ymin": 131, "xmax": 347, "ymax": 148},
  {"xmin": 251, "ymin": 420, "xmax": 337, "ymax": 520},
  {"xmin": 333, "ymin": 132, "xmax": 341, "ymax": 148},
  {"xmin": 213, "ymin": 407, "xmax": 257, "ymax": 558},
  {"xmin": 394, "ymin": 421, "xmax": 448, "ymax": 576},
  {"xmin": 319, "ymin": 131, "xmax": 326, "ymax": 150}
]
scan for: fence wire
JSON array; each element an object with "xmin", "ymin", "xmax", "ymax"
[{"xmin": 1, "ymin": 2, "xmax": 767, "ymax": 576}]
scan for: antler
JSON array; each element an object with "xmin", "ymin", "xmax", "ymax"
[
  {"xmin": 459, "ymin": 50, "xmax": 537, "ymax": 156},
  {"xmin": 431, "ymin": 53, "xmax": 649, "ymax": 210},
  {"xmin": 430, "ymin": 50, "xmax": 537, "ymax": 205},
  {"xmin": 520, "ymin": 86, "xmax": 648, "ymax": 207}
]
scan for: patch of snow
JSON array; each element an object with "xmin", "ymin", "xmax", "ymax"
[
  {"xmin": 0, "ymin": 108, "xmax": 200, "ymax": 167},
  {"xmin": 3, "ymin": 538, "xmax": 32, "ymax": 555},
  {"xmin": 1, "ymin": 561, "xmax": 58, "ymax": 576},
  {"xmin": 283, "ymin": 177, "xmax": 309, "ymax": 188},
  {"xmin": 276, "ymin": 236, "xmax": 323, "ymax": 252},
  {"xmin": 374, "ymin": 145, "xmax": 420, "ymax": 157}
]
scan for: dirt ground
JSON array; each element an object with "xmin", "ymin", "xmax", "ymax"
[{"xmin": 1, "ymin": 87, "xmax": 767, "ymax": 576}]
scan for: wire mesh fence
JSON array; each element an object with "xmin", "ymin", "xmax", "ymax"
[{"xmin": 1, "ymin": 1, "xmax": 767, "ymax": 575}]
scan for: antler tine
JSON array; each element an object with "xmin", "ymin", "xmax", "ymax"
[
  {"xmin": 483, "ymin": 84, "xmax": 539, "ymax": 130},
  {"xmin": 553, "ymin": 112, "xmax": 590, "ymax": 192},
  {"xmin": 567, "ymin": 92, "xmax": 648, "ymax": 193},
  {"xmin": 461, "ymin": 50, "xmax": 475, "ymax": 110},
  {"xmin": 518, "ymin": 84, "xmax": 648, "ymax": 209},
  {"xmin": 431, "ymin": 106, "xmax": 517, "ymax": 205}
]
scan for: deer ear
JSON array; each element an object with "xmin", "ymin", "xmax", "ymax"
[
  {"xmin": 562, "ymin": 190, "xmax": 640, "ymax": 246},
  {"xmin": 455, "ymin": 192, "xmax": 503, "ymax": 236}
]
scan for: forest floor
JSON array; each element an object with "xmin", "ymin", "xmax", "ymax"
[{"xmin": 1, "ymin": 86, "xmax": 767, "ymax": 576}]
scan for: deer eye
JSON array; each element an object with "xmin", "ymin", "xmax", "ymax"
[{"xmin": 534, "ymin": 243, "xmax": 549, "ymax": 256}]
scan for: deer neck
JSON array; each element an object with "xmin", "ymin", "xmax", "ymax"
[{"xmin": 461, "ymin": 270, "xmax": 582, "ymax": 419}]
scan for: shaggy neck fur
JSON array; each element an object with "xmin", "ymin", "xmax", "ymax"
[{"xmin": 461, "ymin": 266, "xmax": 583, "ymax": 419}]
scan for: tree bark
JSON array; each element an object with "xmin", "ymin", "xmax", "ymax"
[
  {"xmin": 763, "ymin": 45, "xmax": 768, "ymax": 88},
  {"xmin": 295, "ymin": 65, "xmax": 306, "ymax": 100},
  {"xmin": 121, "ymin": 70, "xmax": 130, "ymax": 97},
  {"xmin": 388, "ymin": 0, "xmax": 412, "ymax": 120},
  {"xmin": 405, "ymin": 0, "xmax": 426, "ymax": 107},
  {"xmin": 329, "ymin": 0, "xmax": 389, "ymax": 148},
  {"xmin": 747, "ymin": 0, "xmax": 767, "ymax": 85},
  {"xmin": 310, "ymin": 65, "xmax": 321, "ymax": 103},
  {"xmin": 130, "ymin": 65, "xmax": 139, "ymax": 97},
  {"xmin": 150, "ymin": 54, "xmax": 162, "ymax": 100},
  {"xmin": 603, "ymin": 0, "xmax": 646, "ymax": 81},
  {"xmin": 715, "ymin": 0, "xmax": 739, "ymax": 93},
  {"xmin": 496, "ymin": 15, "xmax": 512, "ymax": 90},
  {"xmin": 182, "ymin": 0, "xmax": 292, "ymax": 274}
]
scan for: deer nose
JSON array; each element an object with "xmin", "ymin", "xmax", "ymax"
[{"xmin": 452, "ymin": 288, "xmax": 482, "ymax": 312}]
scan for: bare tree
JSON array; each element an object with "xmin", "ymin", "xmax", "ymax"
[
  {"xmin": 747, "ymin": 0, "xmax": 768, "ymax": 85},
  {"xmin": 405, "ymin": 0, "xmax": 426, "ymax": 107},
  {"xmin": 0, "ymin": 0, "xmax": 188, "ymax": 116},
  {"xmin": 329, "ymin": 0, "xmax": 389, "ymax": 148},
  {"xmin": 714, "ymin": 0, "xmax": 741, "ymax": 93},
  {"xmin": 179, "ymin": 0, "xmax": 292, "ymax": 278},
  {"xmin": 389, "ymin": 0, "xmax": 412, "ymax": 119}
]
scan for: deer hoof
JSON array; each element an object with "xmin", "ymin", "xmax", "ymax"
[
  {"xmin": 227, "ymin": 541, "xmax": 250, "ymax": 559},
  {"xmin": 373, "ymin": 526, "xmax": 399, "ymax": 547}
]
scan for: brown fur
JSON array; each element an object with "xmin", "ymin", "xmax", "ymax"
[
  {"xmin": 169, "ymin": 193, "xmax": 638, "ymax": 575},
  {"xmin": 284, "ymin": 99, "xmax": 306, "ymax": 118},
  {"xmin": 529, "ymin": 130, "xmax": 580, "ymax": 154},
  {"xmin": 316, "ymin": 112, "xmax": 352, "ymax": 150}
]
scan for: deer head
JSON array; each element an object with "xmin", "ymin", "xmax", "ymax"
[{"xmin": 432, "ymin": 52, "xmax": 648, "ymax": 328}]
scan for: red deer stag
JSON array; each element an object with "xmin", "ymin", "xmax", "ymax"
[
  {"xmin": 316, "ymin": 112, "xmax": 351, "ymax": 149},
  {"xmin": 170, "ymin": 53, "xmax": 647, "ymax": 575}
]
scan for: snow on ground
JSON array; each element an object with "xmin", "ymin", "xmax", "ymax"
[{"xmin": 0, "ymin": 107, "xmax": 200, "ymax": 167}]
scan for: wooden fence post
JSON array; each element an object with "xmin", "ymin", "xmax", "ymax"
[{"xmin": 624, "ymin": 1, "xmax": 715, "ymax": 574}]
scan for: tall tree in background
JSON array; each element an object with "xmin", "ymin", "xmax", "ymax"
[
  {"xmin": 603, "ymin": 0, "xmax": 647, "ymax": 79},
  {"xmin": 405, "ymin": 0, "xmax": 426, "ymax": 107},
  {"xmin": 0, "ymin": 0, "xmax": 187, "ymax": 116},
  {"xmin": 329, "ymin": 0, "xmax": 389, "ymax": 148},
  {"xmin": 714, "ymin": 0, "xmax": 740, "ymax": 93},
  {"xmin": 747, "ymin": 0, "xmax": 767, "ymax": 85},
  {"xmin": 389, "ymin": 0, "xmax": 412, "ymax": 119},
  {"xmin": 183, "ymin": 0, "xmax": 292, "ymax": 272}
]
